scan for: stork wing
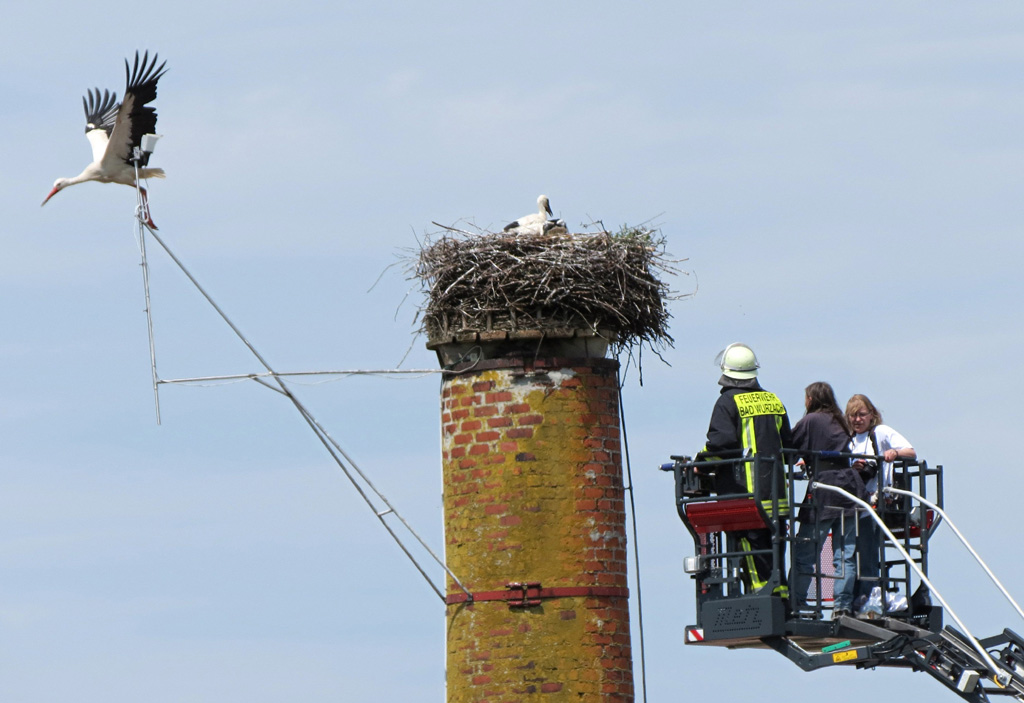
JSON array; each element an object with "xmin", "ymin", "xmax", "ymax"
[
  {"xmin": 83, "ymin": 88, "xmax": 118, "ymax": 133},
  {"xmin": 82, "ymin": 88, "xmax": 119, "ymax": 163},
  {"xmin": 100, "ymin": 50, "xmax": 167, "ymax": 170}
]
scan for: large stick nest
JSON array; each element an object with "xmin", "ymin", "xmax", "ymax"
[{"xmin": 408, "ymin": 224, "xmax": 686, "ymax": 355}]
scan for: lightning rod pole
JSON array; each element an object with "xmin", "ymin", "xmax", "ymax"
[{"xmin": 133, "ymin": 147, "xmax": 161, "ymax": 424}]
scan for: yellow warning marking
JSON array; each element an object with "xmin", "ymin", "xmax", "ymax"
[{"xmin": 832, "ymin": 650, "xmax": 859, "ymax": 663}]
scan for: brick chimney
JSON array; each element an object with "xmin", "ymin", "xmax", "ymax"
[{"xmin": 432, "ymin": 331, "xmax": 633, "ymax": 701}]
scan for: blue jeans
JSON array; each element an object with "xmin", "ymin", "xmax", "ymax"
[
  {"xmin": 792, "ymin": 513, "xmax": 858, "ymax": 610},
  {"xmin": 855, "ymin": 512, "xmax": 881, "ymax": 601}
]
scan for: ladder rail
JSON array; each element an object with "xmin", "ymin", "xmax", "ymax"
[
  {"xmin": 886, "ymin": 486, "xmax": 1024, "ymax": 624},
  {"xmin": 812, "ymin": 482, "xmax": 1012, "ymax": 686}
]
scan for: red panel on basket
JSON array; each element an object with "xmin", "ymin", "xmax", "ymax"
[
  {"xmin": 684, "ymin": 498, "xmax": 767, "ymax": 534},
  {"xmin": 889, "ymin": 509, "xmax": 935, "ymax": 539}
]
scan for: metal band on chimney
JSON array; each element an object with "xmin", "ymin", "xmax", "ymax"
[{"xmin": 446, "ymin": 583, "xmax": 630, "ymax": 607}]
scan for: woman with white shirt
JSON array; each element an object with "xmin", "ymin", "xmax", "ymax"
[{"xmin": 845, "ymin": 394, "xmax": 917, "ymax": 607}]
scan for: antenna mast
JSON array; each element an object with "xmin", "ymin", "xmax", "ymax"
[{"xmin": 132, "ymin": 135, "xmax": 163, "ymax": 423}]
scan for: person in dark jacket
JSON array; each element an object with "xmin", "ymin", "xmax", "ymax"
[
  {"xmin": 790, "ymin": 382, "xmax": 859, "ymax": 618},
  {"xmin": 702, "ymin": 343, "xmax": 792, "ymax": 595}
]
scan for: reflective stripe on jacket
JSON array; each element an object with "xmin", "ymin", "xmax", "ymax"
[{"xmin": 704, "ymin": 384, "xmax": 792, "ymax": 513}]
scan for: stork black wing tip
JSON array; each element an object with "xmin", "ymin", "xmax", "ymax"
[{"xmin": 124, "ymin": 50, "xmax": 168, "ymax": 88}]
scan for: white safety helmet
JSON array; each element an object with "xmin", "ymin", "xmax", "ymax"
[{"xmin": 715, "ymin": 343, "xmax": 759, "ymax": 379}]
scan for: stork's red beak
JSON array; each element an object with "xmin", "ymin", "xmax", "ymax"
[{"xmin": 41, "ymin": 186, "xmax": 60, "ymax": 206}]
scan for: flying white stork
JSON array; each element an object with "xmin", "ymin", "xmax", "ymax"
[
  {"xmin": 42, "ymin": 51, "xmax": 168, "ymax": 229},
  {"xmin": 503, "ymin": 194, "xmax": 553, "ymax": 233}
]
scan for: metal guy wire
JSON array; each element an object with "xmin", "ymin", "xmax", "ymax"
[{"xmin": 136, "ymin": 219, "xmax": 469, "ymax": 603}]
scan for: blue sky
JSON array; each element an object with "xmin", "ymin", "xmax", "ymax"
[{"xmin": 4, "ymin": 2, "xmax": 1024, "ymax": 701}]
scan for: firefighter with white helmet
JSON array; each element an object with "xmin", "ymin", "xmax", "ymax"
[{"xmin": 702, "ymin": 343, "xmax": 792, "ymax": 595}]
